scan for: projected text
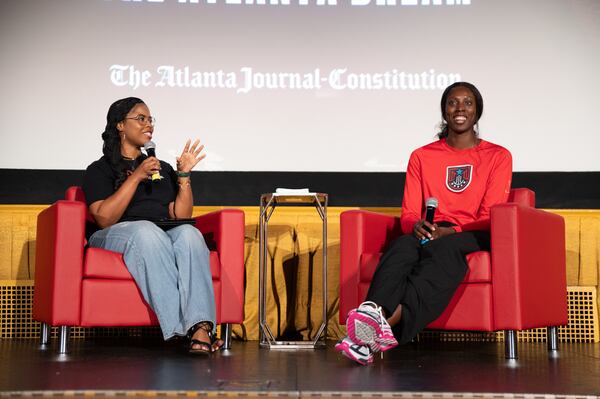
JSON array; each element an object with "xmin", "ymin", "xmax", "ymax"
[{"xmin": 110, "ymin": 65, "xmax": 461, "ymax": 92}]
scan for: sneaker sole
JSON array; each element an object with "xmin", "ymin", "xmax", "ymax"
[
  {"xmin": 335, "ymin": 341, "xmax": 372, "ymax": 366},
  {"xmin": 347, "ymin": 310, "xmax": 399, "ymax": 352},
  {"xmin": 347, "ymin": 310, "xmax": 382, "ymax": 346},
  {"xmin": 379, "ymin": 340, "xmax": 399, "ymax": 352}
]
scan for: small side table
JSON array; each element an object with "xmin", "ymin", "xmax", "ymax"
[{"xmin": 258, "ymin": 192, "xmax": 328, "ymax": 349}]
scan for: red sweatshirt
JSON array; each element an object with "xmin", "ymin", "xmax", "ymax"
[{"xmin": 400, "ymin": 139, "xmax": 512, "ymax": 234}]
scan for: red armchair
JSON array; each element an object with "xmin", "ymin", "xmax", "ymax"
[
  {"xmin": 33, "ymin": 187, "xmax": 245, "ymax": 353},
  {"xmin": 339, "ymin": 188, "xmax": 567, "ymax": 358}
]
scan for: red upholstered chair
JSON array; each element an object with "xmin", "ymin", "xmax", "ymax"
[
  {"xmin": 339, "ymin": 188, "xmax": 567, "ymax": 359},
  {"xmin": 33, "ymin": 186, "xmax": 245, "ymax": 353}
]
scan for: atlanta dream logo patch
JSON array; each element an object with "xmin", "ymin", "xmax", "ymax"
[{"xmin": 446, "ymin": 165, "xmax": 473, "ymax": 192}]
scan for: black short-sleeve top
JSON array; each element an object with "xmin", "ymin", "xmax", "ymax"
[{"xmin": 82, "ymin": 155, "xmax": 177, "ymax": 222}]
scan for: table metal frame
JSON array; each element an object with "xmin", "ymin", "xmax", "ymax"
[{"xmin": 258, "ymin": 192, "xmax": 328, "ymax": 349}]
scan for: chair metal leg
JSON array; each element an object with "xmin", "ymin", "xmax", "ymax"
[
  {"xmin": 40, "ymin": 323, "xmax": 50, "ymax": 346},
  {"xmin": 547, "ymin": 326, "xmax": 559, "ymax": 352},
  {"xmin": 504, "ymin": 330, "xmax": 518, "ymax": 359},
  {"xmin": 58, "ymin": 326, "xmax": 70, "ymax": 354},
  {"xmin": 221, "ymin": 323, "xmax": 232, "ymax": 350}
]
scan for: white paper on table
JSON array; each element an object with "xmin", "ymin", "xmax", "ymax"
[{"xmin": 274, "ymin": 188, "xmax": 315, "ymax": 196}]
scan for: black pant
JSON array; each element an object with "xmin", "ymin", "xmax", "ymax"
[{"xmin": 365, "ymin": 230, "xmax": 490, "ymax": 345}]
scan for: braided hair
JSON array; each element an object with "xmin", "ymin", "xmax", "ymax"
[
  {"xmin": 101, "ymin": 97, "xmax": 145, "ymax": 189},
  {"xmin": 437, "ymin": 82, "xmax": 484, "ymax": 139}
]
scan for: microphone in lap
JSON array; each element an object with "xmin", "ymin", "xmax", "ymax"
[
  {"xmin": 420, "ymin": 197, "xmax": 438, "ymax": 245},
  {"xmin": 143, "ymin": 141, "xmax": 162, "ymax": 181}
]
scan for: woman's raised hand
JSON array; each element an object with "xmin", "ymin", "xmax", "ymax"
[{"xmin": 176, "ymin": 139, "xmax": 206, "ymax": 173}]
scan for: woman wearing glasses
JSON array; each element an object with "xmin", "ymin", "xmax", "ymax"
[{"xmin": 82, "ymin": 97, "xmax": 221, "ymax": 355}]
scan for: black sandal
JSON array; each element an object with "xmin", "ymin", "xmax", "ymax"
[{"xmin": 187, "ymin": 321, "xmax": 215, "ymax": 355}]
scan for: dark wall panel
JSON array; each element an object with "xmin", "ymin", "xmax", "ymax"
[{"xmin": 0, "ymin": 169, "xmax": 598, "ymax": 208}]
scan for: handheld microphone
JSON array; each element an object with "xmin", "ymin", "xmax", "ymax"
[
  {"xmin": 143, "ymin": 141, "xmax": 162, "ymax": 181},
  {"xmin": 420, "ymin": 197, "xmax": 438, "ymax": 245}
]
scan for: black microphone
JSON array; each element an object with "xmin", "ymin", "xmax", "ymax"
[
  {"xmin": 143, "ymin": 141, "xmax": 161, "ymax": 181},
  {"xmin": 144, "ymin": 140, "xmax": 156, "ymax": 158},
  {"xmin": 420, "ymin": 197, "xmax": 438, "ymax": 245}
]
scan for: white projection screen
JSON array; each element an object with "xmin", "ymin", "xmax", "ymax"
[{"xmin": 1, "ymin": 0, "xmax": 599, "ymax": 172}]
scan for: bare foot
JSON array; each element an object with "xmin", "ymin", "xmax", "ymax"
[
  {"xmin": 211, "ymin": 338, "xmax": 224, "ymax": 351},
  {"xmin": 190, "ymin": 328, "xmax": 213, "ymax": 352}
]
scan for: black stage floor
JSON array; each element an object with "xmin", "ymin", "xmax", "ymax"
[{"xmin": 1, "ymin": 339, "xmax": 599, "ymax": 398}]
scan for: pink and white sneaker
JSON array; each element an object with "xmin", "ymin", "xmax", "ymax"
[
  {"xmin": 346, "ymin": 301, "xmax": 398, "ymax": 353},
  {"xmin": 335, "ymin": 336, "xmax": 374, "ymax": 366}
]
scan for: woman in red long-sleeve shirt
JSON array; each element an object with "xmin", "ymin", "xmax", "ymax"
[{"xmin": 335, "ymin": 82, "xmax": 512, "ymax": 365}]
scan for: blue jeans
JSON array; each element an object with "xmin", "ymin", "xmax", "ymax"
[{"xmin": 88, "ymin": 221, "xmax": 216, "ymax": 340}]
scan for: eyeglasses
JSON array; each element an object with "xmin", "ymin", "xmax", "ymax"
[{"xmin": 125, "ymin": 114, "xmax": 156, "ymax": 126}]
